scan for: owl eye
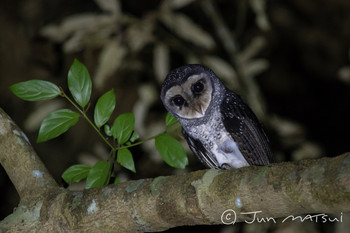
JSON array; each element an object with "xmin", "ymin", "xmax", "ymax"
[
  {"xmin": 192, "ymin": 81, "xmax": 204, "ymax": 94},
  {"xmin": 172, "ymin": 95, "xmax": 185, "ymax": 106}
]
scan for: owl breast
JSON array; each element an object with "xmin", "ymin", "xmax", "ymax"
[{"xmin": 185, "ymin": 109, "xmax": 249, "ymax": 168}]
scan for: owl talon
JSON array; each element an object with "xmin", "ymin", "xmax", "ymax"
[{"xmin": 220, "ymin": 163, "xmax": 232, "ymax": 170}]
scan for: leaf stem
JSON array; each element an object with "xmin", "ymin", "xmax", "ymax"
[
  {"xmin": 118, "ymin": 124, "xmax": 181, "ymax": 150},
  {"xmin": 118, "ymin": 134, "xmax": 158, "ymax": 150},
  {"xmin": 61, "ymin": 90, "xmax": 115, "ymax": 150},
  {"xmin": 106, "ymin": 150, "xmax": 116, "ymax": 184},
  {"xmin": 61, "ymin": 87, "xmax": 181, "ymax": 153}
]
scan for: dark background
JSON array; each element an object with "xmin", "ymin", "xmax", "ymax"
[{"xmin": 1, "ymin": 0, "xmax": 349, "ymax": 232}]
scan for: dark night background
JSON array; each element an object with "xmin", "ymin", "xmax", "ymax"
[{"xmin": 1, "ymin": 0, "xmax": 349, "ymax": 232}]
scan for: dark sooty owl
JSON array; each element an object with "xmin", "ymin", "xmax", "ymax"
[{"xmin": 161, "ymin": 64, "xmax": 273, "ymax": 169}]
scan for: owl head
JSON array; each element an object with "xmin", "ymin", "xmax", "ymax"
[{"xmin": 161, "ymin": 64, "xmax": 223, "ymax": 120}]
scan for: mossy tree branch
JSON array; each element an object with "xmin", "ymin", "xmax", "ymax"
[{"xmin": 1, "ymin": 107, "xmax": 349, "ymax": 232}]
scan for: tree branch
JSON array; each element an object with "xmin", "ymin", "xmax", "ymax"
[
  {"xmin": 0, "ymin": 108, "xmax": 58, "ymax": 204},
  {"xmin": 1, "ymin": 107, "xmax": 350, "ymax": 232}
]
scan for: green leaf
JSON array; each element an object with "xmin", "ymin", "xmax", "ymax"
[
  {"xmin": 68, "ymin": 59, "xmax": 92, "ymax": 108},
  {"xmin": 94, "ymin": 89, "xmax": 116, "ymax": 128},
  {"xmin": 117, "ymin": 148, "xmax": 136, "ymax": 173},
  {"xmin": 104, "ymin": 124, "xmax": 112, "ymax": 136},
  {"xmin": 165, "ymin": 113, "xmax": 178, "ymax": 127},
  {"xmin": 129, "ymin": 131, "xmax": 139, "ymax": 143},
  {"xmin": 111, "ymin": 113, "xmax": 135, "ymax": 144},
  {"xmin": 85, "ymin": 161, "xmax": 110, "ymax": 189},
  {"xmin": 114, "ymin": 177, "xmax": 120, "ymax": 184},
  {"xmin": 155, "ymin": 133, "xmax": 188, "ymax": 169},
  {"xmin": 10, "ymin": 80, "xmax": 61, "ymax": 101},
  {"xmin": 37, "ymin": 109, "xmax": 80, "ymax": 142},
  {"xmin": 62, "ymin": 164, "xmax": 91, "ymax": 184}
]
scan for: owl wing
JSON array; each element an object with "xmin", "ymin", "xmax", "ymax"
[
  {"xmin": 220, "ymin": 91, "xmax": 274, "ymax": 165},
  {"xmin": 182, "ymin": 129, "xmax": 220, "ymax": 168}
]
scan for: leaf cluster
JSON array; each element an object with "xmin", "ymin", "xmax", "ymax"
[{"xmin": 10, "ymin": 59, "xmax": 188, "ymax": 188}]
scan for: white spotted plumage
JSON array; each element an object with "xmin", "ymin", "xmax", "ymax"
[
  {"xmin": 161, "ymin": 64, "xmax": 273, "ymax": 169},
  {"xmin": 186, "ymin": 109, "xmax": 249, "ymax": 168}
]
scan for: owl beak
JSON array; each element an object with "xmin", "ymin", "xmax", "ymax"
[{"xmin": 192, "ymin": 105, "xmax": 205, "ymax": 116}]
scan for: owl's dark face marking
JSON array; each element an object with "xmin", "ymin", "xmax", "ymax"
[{"xmin": 163, "ymin": 73, "xmax": 213, "ymax": 119}]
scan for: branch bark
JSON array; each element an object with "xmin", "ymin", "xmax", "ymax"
[
  {"xmin": 1, "ymin": 107, "xmax": 350, "ymax": 232},
  {"xmin": 0, "ymin": 108, "xmax": 58, "ymax": 204}
]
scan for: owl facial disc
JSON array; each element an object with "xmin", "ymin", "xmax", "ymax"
[{"xmin": 163, "ymin": 73, "xmax": 213, "ymax": 119}]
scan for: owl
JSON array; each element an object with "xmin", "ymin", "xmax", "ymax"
[{"xmin": 160, "ymin": 64, "xmax": 273, "ymax": 169}]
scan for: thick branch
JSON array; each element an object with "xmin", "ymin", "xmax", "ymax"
[
  {"xmin": 0, "ymin": 108, "xmax": 58, "ymax": 204},
  {"xmin": 1, "ymin": 107, "xmax": 350, "ymax": 232}
]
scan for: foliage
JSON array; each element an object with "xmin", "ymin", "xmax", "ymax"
[
  {"xmin": 10, "ymin": 0, "xmax": 272, "ymax": 189},
  {"xmin": 31, "ymin": 0, "xmax": 273, "ymax": 188},
  {"xmin": 10, "ymin": 59, "xmax": 187, "ymax": 188}
]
